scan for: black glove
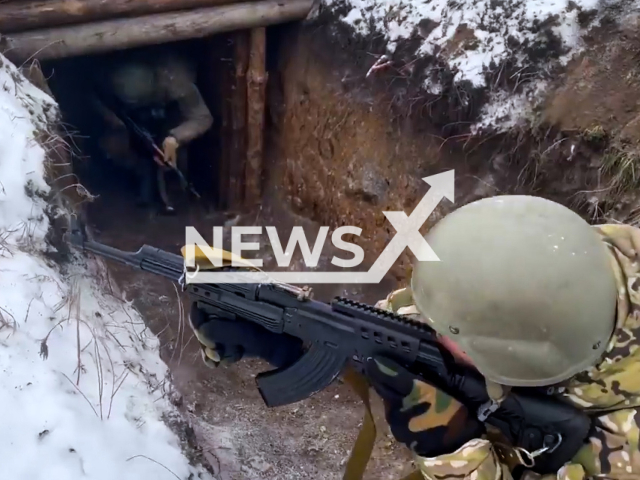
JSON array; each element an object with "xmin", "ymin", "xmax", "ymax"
[
  {"xmin": 189, "ymin": 302, "xmax": 304, "ymax": 368},
  {"xmin": 365, "ymin": 355, "xmax": 485, "ymax": 457}
]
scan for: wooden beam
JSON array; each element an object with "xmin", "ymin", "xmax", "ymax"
[
  {"xmin": 244, "ymin": 26, "xmax": 266, "ymax": 209},
  {"xmin": 0, "ymin": 0, "xmax": 251, "ymax": 34},
  {"xmin": 1, "ymin": 0, "xmax": 313, "ymax": 62},
  {"xmin": 227, "ymin": 31, "xmax": 250, "ymax": 211}
]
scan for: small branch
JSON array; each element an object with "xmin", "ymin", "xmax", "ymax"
[
  {"xmin": 108, "ymin": 370, "xmax": 130, "ymax": 419},
  {"xmin": 60, "ymin": 372, "xmax": 99, "ymax": 418},
  {"xmin": 23, "ymin": 298, "xmax": 34, "ymax": 324},
  {"xmin": 126, "ymin": 455, "xmax": 181, "ymax": 480}
]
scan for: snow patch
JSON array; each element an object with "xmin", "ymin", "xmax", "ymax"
[
  {"xmin": 473, "ymin": 80, "xmax": 550, "ymax": 132},
  {"xmin": 0, "ymin": 55, "xmax": 211, "ymax": 480},
  {"xmin": 323, "ymin": 0, "xmax": 614, "ymax": 129}
]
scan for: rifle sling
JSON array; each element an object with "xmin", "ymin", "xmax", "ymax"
[
  {"xmin": 341, "ymin": 366, "xmax": 376, "ymax": 480},
  {"xmin": 341, "ymin": 367, "xmax": 423, "ymax": 480}
]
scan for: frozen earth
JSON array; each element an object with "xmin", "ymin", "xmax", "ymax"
[
  {"xmin": 322, "ymin": 0, "xmax": 636, "ymax": 129},
  {"xmin": 0, "ymin": 54, "xmax": 212, "ymax": 480}
]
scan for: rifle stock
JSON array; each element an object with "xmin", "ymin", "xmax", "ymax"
[{"xmin": 67, "ymin": 226, "xmax": 592, "ymax": 475}]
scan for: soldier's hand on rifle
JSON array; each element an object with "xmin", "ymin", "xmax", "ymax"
[
  {"xmin": 188, "ymin": 302, "xmax": 304, "ymax": 368},
  {"xmin": 162, "ymin": 136, "xmax": 179, "ymax": 168},
  {"xmin": 365, "ymin": 355, "xmax": 485, "ymax": 457}
]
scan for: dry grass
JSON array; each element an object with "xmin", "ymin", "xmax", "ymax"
[
  {"xmin": 37, "ymin": 271, "xmax": 156, "ymax": 422},
  {"xmin": 621, "ymin": 204, "xmax": 640, "ymax": 227},
  {"xmin": 582, "ymin": 125, "xmax": 608, "ymax": 145},
  {"xmin": 565, "ymin": 125, "xmax": 640, "ymax": 224},
  {"xmin": 600, "ymin": 147, "xmax": 640, "ymax": 197},
  {"xmin": 500, "ymin": 120, "xmax": 640, "ymax": 226},
  {"xmin": 506, "ymin": 124, "xmax": 560, "ymax": 192},
  {"xmin": 0, "ymin": 306, "xmax": 17, "ymax": 335},
  {"xmin": 126, "ymin": 455, "xmax": 182, "ymax": 480},
  {"xmin": 16, "ymin": 59, "xmax": 99, "ymax": 215}
]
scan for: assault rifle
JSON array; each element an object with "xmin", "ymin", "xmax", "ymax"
[
  {"xmin": 67, "ymin": 224, "xmax": 592, "ymax": 475},
  {"xmin": 93, "ymin": 85, "xmax": 201, "ymax": 199}
]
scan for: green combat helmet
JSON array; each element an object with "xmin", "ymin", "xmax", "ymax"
[
  {"xmin": 109, "ymin": 61, "xmax": 157, "ymax": 107},
  {"xmin": 411, "ymin": 195, "xmax": 618, "ymax": 388}
]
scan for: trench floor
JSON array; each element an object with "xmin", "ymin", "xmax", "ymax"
[{"xmin": 78, "ymin": 159, "xmax": 413, "ymax": 479}]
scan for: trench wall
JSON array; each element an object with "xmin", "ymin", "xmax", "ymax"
[{"xmin": 264, "ymin": 16, "xmax": 640, "ymax": 283}]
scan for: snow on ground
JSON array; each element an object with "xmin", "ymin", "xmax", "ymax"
[
  {"xmin": 0, "ymin": 55, "xmax": 211, "ymax": 480},
  {"xmin": 322, "ymin": 0, "xmax": 629, "ymax": 130}
]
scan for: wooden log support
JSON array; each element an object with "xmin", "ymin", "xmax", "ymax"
[
  {"xmin": 1, "ymin": 0, "xmax": 313, "ymax": 63},
  {"xmin": 214, "ymin": 41, "xmax": 232, "ymax": 209},
  {"xmin": 0, "ymin": 0, "xmax": 249, "ymax": 34},
  {"xmin": 244, "ymin": 26, "xmax": 266, "ymax": 209},
  {"xmin": 227, "ymin": 31, "xmax": 250, "ymax": 211},
  {"xmin": 216, "ymin": 30, "xmax": 248, "ymax": 211}
]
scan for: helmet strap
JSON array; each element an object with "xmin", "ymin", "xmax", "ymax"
[
  {"xmin": 487, "ymin": 379, "xmax": 511, "ymax": 403},
  {"xmin": 477, "ymin": 379, "xmax": 511, "ymax": 421}
]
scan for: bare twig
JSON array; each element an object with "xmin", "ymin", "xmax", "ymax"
[
  {"xmin": 92, "ymin": 335, "xmax": 105, "ymax": 420},
  {"xmin": 108, "ymin": 370, "xmax": 130, "ymax": 419},
  {"xmin": 60, "ymin": 372, "xmax": 99, "ymax": 418},
  {"xmin": 73, "ymin": 282, "xmax": 83, "ymax": 385},
  {"xmin": 39, "ymin": 316, "xmax": 69, "ymax": 359},
  {"xmin": 126, "ymin": 455, "xmax": 181, "ymax": 480}
]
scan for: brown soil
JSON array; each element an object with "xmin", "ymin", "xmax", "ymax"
[
  {"xmin": 266, "ymin": 12, "xmax": 640, "ymax": 247},
  {"xmin": 57, "ymin": 5, "xmax": 640, "ymax": 480},
  {"xmin": 542, "ymin": 13, "xmax": 640, "ymax": 135}
]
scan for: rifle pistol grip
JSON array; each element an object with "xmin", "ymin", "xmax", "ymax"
[{"xmin": 255, "ymin": 344, "xmax": 347, "ymax": 407}]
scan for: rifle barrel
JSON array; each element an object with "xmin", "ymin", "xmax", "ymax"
[{"xmin": 82, "ymin": 240, "xmax": 184, "ymax": 283}]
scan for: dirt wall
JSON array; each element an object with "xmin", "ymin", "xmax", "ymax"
[{"xmin": 265, "ymin": 13, "xmax": 640, "ymax": 284}]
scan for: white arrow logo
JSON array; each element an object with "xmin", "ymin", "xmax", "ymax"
[{"xmin": 187, "ymin": 170, "xmax": 454, "ymax": 284}]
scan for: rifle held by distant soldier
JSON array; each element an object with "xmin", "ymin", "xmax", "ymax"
[{"xmin": 94, "ymin": 85, "xmax": 201, "ymax": 200}]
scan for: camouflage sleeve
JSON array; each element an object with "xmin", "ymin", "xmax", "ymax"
[
  {"xmin": 413, "ymin": 438, "xmax": 515, "ymax": 480},
  {"xmin": 414, "ymin": 440, "xmax": 595, "ymax": 480},
  {"xmin": 375, "ymin": 288, "xmax": 592, "ymax": 480},
  {"xmin": 159, "ymin": 57, "xmax": 213, "ymax": 145},
  {"xmin": 570, "ymin": 407, "xmax": 640, "ymax": 479},
  {"xmin": 376, "ymin": 289, "xmax": 517, "ymax": 480}
]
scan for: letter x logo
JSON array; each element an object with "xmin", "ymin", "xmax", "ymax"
[{"xmin": 367, "ymin": 170, "xmax": 454, "ymax": 282}]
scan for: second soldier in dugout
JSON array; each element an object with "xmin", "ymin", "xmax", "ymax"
[
  {"xmin": 187, "ymin": 194, "xmax": 640, "ymax": 480},
  {"xmin": 90, "ymin": 49, "xmax": 213, "ymax": 214}
]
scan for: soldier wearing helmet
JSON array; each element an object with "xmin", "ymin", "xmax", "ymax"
[
  {"xmin": 90, "ymin": 48, "xmax": 213, "ymax": 214},
  {"xmin": 370, "ymin": 194, "xmax": 640, "ymax": 480},
  {"xmin": 186, "ymin": 194, "xmax": 640, "ymax": 479}
]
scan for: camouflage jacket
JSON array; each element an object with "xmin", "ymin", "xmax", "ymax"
[
  {"xmin": 376, "ymin": 223, "xmax": 640, "ymax": 480},
  {"xmin": 92, "ymin": 51, "xmax": 213, "ymax": 146}
]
